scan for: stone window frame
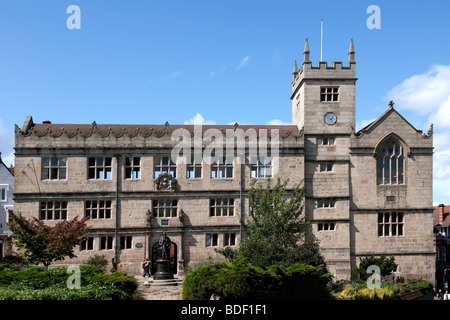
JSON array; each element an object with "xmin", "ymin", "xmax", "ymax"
[
  {"xmin": 318, "ymin": 222, "xmax": 336, "ymax": 231},
  {"xmin": 318, "ymin": 136, "xmax": 335, "ymax": 146},
  {"xmin": 187, "ymin": 156, "xmax": 202, "ymax": 179},
  {"xmin": 42, "ymin": 156, "xmax": 67, "ymax": 180},
  {"xmin": 374, "ymin": 133, "xmax": 409, "ymax": 186},
  {"xmin": 39, "ymin": 200, "xmax": 68, "ymax": 220},
  {"xmin": 205, "ymin": 233, "xmax": 219, "ymax": 247},
  {"xmin": 125, "ymin": 156, "xmax": 141, "ymax": 180},
  {"xmin": 154, "ymin": 156, "xmax": 176, "ymax": 179},
  {"xmin": 99, "ymin": 236, "xmax": 114, "ymax": 250},
  {"xmin": 152, "ymin": 199, "xmax": 178, "ymax": 218},
  {"xmin": 85, "ymin": 200, "xmax": 112, "ymax": 219},
  {"xmin": 209, "ymin": 198, "xmax": 235, "ymax": 217},
  {"xmin": 320, "ymin": 86, "xmax": 339, "ymax": 102},
  {"xmin": 317, "ymin": 198, "xmax": 336, "ymax": 208},
  {"xmin": 319, "ymin": 163, "xmax": 334, "ymax": 172},
  {"xmin": 211, "ymin": 156, "xmax": 233, "ymax": 179},
  {"xmin": 119, "ymin": 235, "xmax": 133, "ymax": 250},
  {"xmin": 378, "ymin": 212, "xmax": 404, "ymax": 237},
  {"xmin": 250, "ymin": 156, "xmax": 272, "ymax": 178},
  {"xmin": 80, "ymin": 237, "xmax": 94, "ymax": 251},
  {"xmin": 223, "ymin": 232, "xmax": 237, "ymax": 247},
  {"xmin": 88, "ymin": 156, "xmax": 112, "ymax": 180}
]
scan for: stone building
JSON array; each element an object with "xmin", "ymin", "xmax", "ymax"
[
  {"xmin": 12, "ymin": 39, "xmax": 435, "ymax": 282},
  {"xmin": 0, "ymin": 153, "xmax": 14, "ymax": 257}
]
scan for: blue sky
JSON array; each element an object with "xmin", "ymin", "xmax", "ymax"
[{"xmin": 0, "ymin": 0, "xmax": 449, "ymax": 204}]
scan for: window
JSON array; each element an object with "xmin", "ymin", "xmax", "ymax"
[
  {"xmin": 40, "ymin": 201, "xmax": 68, "ymax": 220},
  {"xmin": 211, "ymin": 157, "xmax": 233, "ymax": 179},
  {"xmin": 120, "ymin": 236, "xmax": 132, "ymax": 250},
  {"xmin": 378, "ymin": 212, "xmax": 404, "ymax": 237},
  {"xmin": 376, "ymin": 139, "xmax": 405, "ymax": 185},
  {"xmin": 154, "ymin": 156, "xmax": 176, "ymax": 178},
  {"xmin": 320, "ymin": 87, "xmax": 339, "ymax": 102},
  {"xmin": 187, "ymin": 157, "xmax": 202, "ymax": 179},
  {"xmin": 206, "ymin": 233, "xmax": 218, "ymax": 247},
  {"xmin": 250, "ymin": 157, "xmax": 272, "ymax": 178},
  {"xmin": 88, "ymin": 157, "xmax": 112, "ymax": 179},
  {"xmin": 0, "ymin": 186, "xmax": 6, "ymax": 201},
  {"xmin": 80, "ymin": 237, "xmax": 94, "ymax": 251},
  {"xmin": 100, "ymin": 236, "xmax": 114, "ymax": 250},
  {"xmin": 210, "ymin": 199, "xmax": 235, "ymax": 216},
  {"xmin": 125, "ymin": 157, "xmax": 141, "ymax": 179},
  {"xmin": 42, "ymin": 157, "xmax": 67, "ymax": 180},
  {"xmin": 318, "ymin": 223, "xmax": 335, "ymax": 231},
  {"xmin": 319, "ymin": 163, "xmax": 333, "ymax": 172},
  {"xmin": 223, "ymin": 233, "xmax": 236, "ymax": 246},
  {"xmin": 318, "ymin": 136, "xmax": 335, "ymax": 146},
  {"xmin": 85, "ymin": 200, "xmax": 112, "ymax": 219},
  {"xmin": 152, "ymin": 199, "xmax": 178, "ymax": 218},
  {"xmin": 317, "ymin": 199, "xmax": 336, "ymax": 208}
]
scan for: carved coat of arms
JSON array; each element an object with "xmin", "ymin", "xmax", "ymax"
[{"xmin": 154, "ymin": 173, "xmax": 177, "ymax": 191}]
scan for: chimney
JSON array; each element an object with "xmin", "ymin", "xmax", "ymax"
[{"xmin": 439, "ymin": 204, "xmax": 445, "ymax": 224}]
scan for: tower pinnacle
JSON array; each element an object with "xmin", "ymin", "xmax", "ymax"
[
  {"xmin": 303, "ymin": 38, "xmax": 310, "ymax": 63},
  {"xmin": 348, "ymin": 38, "xmax": 355, "ymax": 63}
]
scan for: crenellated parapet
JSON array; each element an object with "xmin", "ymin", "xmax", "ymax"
[{"xmin": 291, "ymin": 38, "xmax": 357, "ymax": 97}]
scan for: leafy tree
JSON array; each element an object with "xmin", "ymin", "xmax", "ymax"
[
  {"xmin": 219, "ymin": 178, "xmax": 326, "ymax": 269},
  {"xmin": 354, "ymin": 253, "xmax": 398, "ymax": 279},
  {"xmin": 7, "ymin": 210, "xmax": 89, "ymax": 267}
]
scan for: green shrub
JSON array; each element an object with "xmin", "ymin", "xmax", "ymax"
[
  {"xmin": 182, "ymin": 259, "xmax": 332, "ymax": 300},
  {"xmin": 0, "ymin": 265, "xmax": 138, "ymax": 300},
  {"xmin": 332, "ymin": 279, "xmax": 433, "ymax": 300},
  {"xmin": 0, "ymin": 255, "xmax": 29, "ymax": 272}
]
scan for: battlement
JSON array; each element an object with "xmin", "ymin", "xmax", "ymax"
[{"xmin": 291, "ymin": 38, "xmax": 356, "ymax": 94}]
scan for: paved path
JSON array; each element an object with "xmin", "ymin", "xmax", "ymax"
[{"xmin": 135, "ymin": 275, "xmax": 183, "ymax": 300}]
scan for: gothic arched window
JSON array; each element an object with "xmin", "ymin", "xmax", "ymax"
[{"xmin": 376, "ymin": 137, "xmax": 405, "ymax": 185}]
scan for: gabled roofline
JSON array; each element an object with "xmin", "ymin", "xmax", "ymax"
[
  {"xmin": 355, "ymin": 102, "xmax": 433, "ymax": 139},
  {"xmin": 0, "ymin": 156, "xmax": 14, "ymax": 177}
]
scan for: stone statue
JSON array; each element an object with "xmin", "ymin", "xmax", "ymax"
[{"xmin": 158, "ymin": 232, "xmax": 171, "ymax": 260}]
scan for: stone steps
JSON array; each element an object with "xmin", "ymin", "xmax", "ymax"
[
  {"xmin": 142, "ymin": 278, "xmax": 184, "ymax": 286},
  {"xmin": 136, "ymin": 275, "xmax": 184, "ymax": 300}
]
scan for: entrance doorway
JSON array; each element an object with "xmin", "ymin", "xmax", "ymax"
[{"xmin": 151, "ymin": 241, "xmax": 177, "ymax": 275}]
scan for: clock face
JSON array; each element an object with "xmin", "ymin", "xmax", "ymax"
[{"xmin": 324, "ymin": 112, "xmax": 337, "ymax": 125}]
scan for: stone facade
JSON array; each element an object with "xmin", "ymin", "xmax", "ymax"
[
  {"xmin": 0, "ymin": 154, "xmax": 14, "ymax": 257},
  {"xmin": 12, "ymin": 38, "xmax": 435, "ymax": 283}
]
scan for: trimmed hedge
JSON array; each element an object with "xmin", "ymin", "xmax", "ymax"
[
  {"xmin": 0, "ymin": 265, "xmax": 138, "ymax": 300},
  {"xmin": 182, "ymin": 259, "xmax": 332, "ymax": 300}
]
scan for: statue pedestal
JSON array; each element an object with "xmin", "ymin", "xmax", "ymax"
[{"xmin": 154, "ymin": 258, "xmax": 174, "ymax": 280}]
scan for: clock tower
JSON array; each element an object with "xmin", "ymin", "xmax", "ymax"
[
  {"xmin": 291, "ymin": 38, "xmax": 357, "ymax": 134},
  {"xmin": 291, "ymin": 38, "xmax": 357, "ymax": 279}
]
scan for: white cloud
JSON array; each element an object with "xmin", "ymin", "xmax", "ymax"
[
  {"xmin": 387, "ymin": 64, "xmax": 450, "ymax": 204},
  {"xmin": 266, "ymin": 119, "xmax": 291, "ymax": 125},
  {"xmin": 236, "ymin": 56, "xmax": 249, "ymax": 71},
  {"xmin": 433, "ymin": 132, "xmax": 450, "ymax": 182},
  {"xmin": 0, "ymin": 117, "xmax": 14, "ymax": 167},
  {"xmin": 386, "ymin": 64, "xmax": 450, "ymax": 126},
  {"xmin": 184, "ymin": 113, "xmax": 216, "ymax": 125}
]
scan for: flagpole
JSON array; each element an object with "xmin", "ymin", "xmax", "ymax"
[{"xmin": 321, "ymin": 19, "xmax": 323, "ymax": 61}]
